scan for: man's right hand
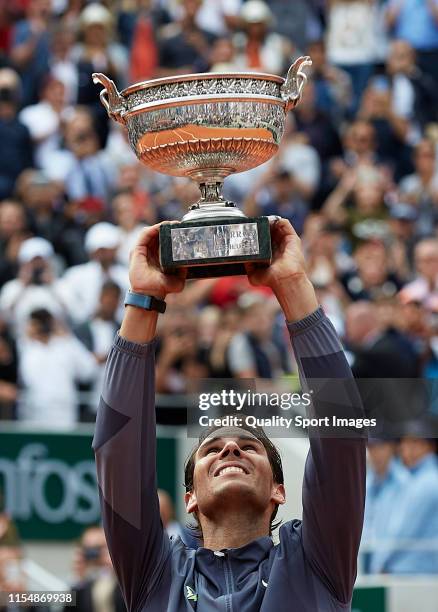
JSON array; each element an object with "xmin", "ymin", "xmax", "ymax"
[
  {"xmin": 120, "ymin": 223, "xmax": 187, "ymax": 344},
  {"xmin": 129, "ymin": 223, "xmax": 186, "ymax": 299}
]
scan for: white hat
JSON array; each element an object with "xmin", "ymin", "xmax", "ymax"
[
  {"xmin": 241, "ymin": 0, "xmax": 273, "ymax": 24},
  {"xmin": 80, "ymin": 3, "xmax": 112, "ymax": 29},
  {"xmin": 19, "ymin": 237, "xmax": 54, "ymax": 264},
  {"xmin": 85, "ymin": 222, "xmax": 120, "ymax": 253}
]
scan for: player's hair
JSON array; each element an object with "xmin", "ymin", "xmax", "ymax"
[{"xmin": 184, "ymin": 424, "xmax": 284, "ymax": 539}]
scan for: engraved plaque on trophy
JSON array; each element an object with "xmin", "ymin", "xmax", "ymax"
[{"xmin": 93, "ymin": 57, "xmax": 311, "ymax": 278}]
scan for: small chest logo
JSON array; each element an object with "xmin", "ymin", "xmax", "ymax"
[{"xmin": 185, "ymin": 585, "xmax": 198, "ymax": 602}]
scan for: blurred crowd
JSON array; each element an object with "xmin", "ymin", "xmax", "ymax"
[
  {"xmin": 1, "ymin": 0, "xmax": 438, "ymax": 423},
  {"xmin": 0, "ymin": 0, "xmax": 438, "ymax": 582}
]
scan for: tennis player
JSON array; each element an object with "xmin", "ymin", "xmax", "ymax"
[{"xmin": 93, "ymin": 218, "xmax": 366, "ymax": 611}]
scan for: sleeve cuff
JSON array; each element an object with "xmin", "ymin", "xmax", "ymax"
[
  {"xmin": 114, "ymin": 331, "xmax": 157, "ymax": 358},
  {"xmin": 286, "ymin": 306, "xmax": 325, "ymax": 334}
]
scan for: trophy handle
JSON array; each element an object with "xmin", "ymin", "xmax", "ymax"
[
  {"xmin": 280, "ymin": 56, "xmax": 312, "ymax": 112},
  {"xmin": 92, "ymin": 73, "xmax": 126, "ymax": 125}
]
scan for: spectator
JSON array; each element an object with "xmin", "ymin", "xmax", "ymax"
[
  {"xmin": 19, "ymin": 308, "xmax": 97, "ymax": 426},
  {"xmin": 19, "ymin": 74, "xmax": 69, "ymax": 169},
  {"xmin": 154, "ymin": 177, "xmax": 200, "ymax": 223},
  {"xmin": 68, "ymin": 525, "xmax": 126, "ymax": 612},
  {"xmin": 158, "ymin": 488, "xmax": 181, "ymax": 539},
  {"xmin": 358, "ymin": 78, "xmax": 412, "ymax": 179},
  {"xmin": 227, "ymin": 300, "xmax": 283, "ymax": 378},
  {"xmin": 362, "ymin": 438, "xmax": 409, "ymax": 574},
  {"xmin": 399, "ymin": 238, "xmax": 438, "ymax": 308},
  {"xmin": 158, "ymin": 0, "xmax": 214, "ymax": 74},
  {"xmin": 15, "ymin": 169, "xmax": 85, "ymax": 267},
  {"xmin": 206, "ymin": 305, "xmax": 240, "ymax": 377},
  {"xmin": 59, "ymin": 222, "xmax": 128, "ymax": 324},
  {"xmin": 0, "ymin": 317, "xmax": 17, "ymax": 420},
  {"xmin": 397, "ymin": 298, "xmax": 432, "ymax": 366},
  {"xmin": 306, "ymin": 38, "xmax": 352, "ymax": 121},
  {"xmin": 245, "ymin": 167, "xmax": 309, "ymax": 234},
  {"xmin": 326, "ymin": 119, "xmax": 389, "ymax": 195},
  {"xmin": 278, "ymin": 117, "xmax": 321, "ymax": 201},
  {"xmin": 323, "ymin": 171, "xmax": 389, "ymax": 243},
  {"xmin": 387, "ymin": 203, "xmax": 418, "ymax": 276},
  {"xmin": 0, "ymin": 236, "xmax": 69, "ymax": 336},
  {"xmin": 9, "ymin": 0, "xmax": 51, "ymax": 106},
  {"xmin": 74, "ymin": 3, "xmax": 128, "ymax": 105},
  {"xmin": 74, "ymin": 280, "xmax": 121, "ymax": 413},
  {"xmin": 48, "ymin": 25, "xmax": 78, "ymax": 105},
  {"xmin": 0, "ymin": 68, "xmax": 33, "ymax": 200},
  {"xmin": 385, "ymin": 0, "xmax": 438, "ymax": 83},
  {"xmin": 268, "ymin": 0, "xmax": 323, "ymax": 53},
  {"xmin": 63, "ymin": 108, "xmax": 116, "ymax": 205},
  {"xmin": 398, "ymin": 139, "xmax": 438, "ymax": 236},
  {"xmin": 375, "ymin": 426, "xmax": 438, "ymax": 573},
  {"xmin": 294, "ymin": 79, "xmax": 343, "ymax": 168},
  {"xmin": 385, "ymin": 40, "xmax": 438, "ymax": 138},
  {"xmin": 155, "ymin": 307, "xmax": 206, "ymax": 393},
  {"xmin": 233, "ymin": 0, "xmax": 292, "ymax": 74},
  {"xmin": 195, "ymin": 0, "xmax": 241, "ymax": 37},
  {"xmin": 0, "ymin": 199, "xmax": 29, "ymax": 288},
  {"xmin": 118, "ymin": 0, "xmax": 170, "ymax": 83},
  {"xmin": 209, "ymin": 34, "xmax": 241, "ymax": 72},
  {"xmin": 326, "ymin": 0, "xmax": 383, "ymax": 110},
  {"xmin": 344, "ymin": 300, "xmax": 419, "ymax": 378}
]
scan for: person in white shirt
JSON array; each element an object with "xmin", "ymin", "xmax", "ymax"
[
  {"xmin": 59, "ymin": 222, "xmax": 128, "ymax": 324},
  {"xmin": 195, "ymin": 0, "xmax": 241, "ymax": 36},
  {"xmin": 19, "ymin": 308, "xmax": 97, "ymax": 427},
  {"xmin": 18, "ymin": 75, "xmax": 70, "ymax": 170},
  {"xmin": 0, "ymin": 237, "xmax": 69, "ymax": 336},
  {"xmin": 326, "ymin": 0, "xmax": 384, "ymax": 109},
  {"xmin": 74, "ymin": 280, "xmax": 121, "ymax": 413},
  {"xmin": 233, "ymin": 1, "xmax": 292, "ymax": 75}
]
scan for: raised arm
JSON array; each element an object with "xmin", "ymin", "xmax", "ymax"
[
  {"xmin": 289, "ymin": 308, "xmax": 365, "ymax": 604},
  {"xmin": 246, "ymin": 219, "xmax": 366, "ymax": 604},
  {"xmin": 92, "ymin": 224, "xmax": 186, "ymax": 611}
]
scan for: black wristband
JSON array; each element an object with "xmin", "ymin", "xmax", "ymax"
[{"xmin": 124, "ymin": 290, "xmax": 166, "ymax": 314}]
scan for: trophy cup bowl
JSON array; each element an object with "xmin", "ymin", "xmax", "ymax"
[{"xmin": 93, "ymin": 57, "xmax": 311, "ymax": 278}]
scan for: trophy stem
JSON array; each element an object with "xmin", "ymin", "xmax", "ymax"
[
  {"xmin": 182, "ymin": 173, "xmax": 246, "ymax": 222},
  {"xmin": 199, "ymin": 182, "xmax": 224, "ymax": 204}
]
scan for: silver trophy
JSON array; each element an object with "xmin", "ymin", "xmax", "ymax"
[{"xmin": 93, "ymin": 57, "xmax": 311, "ymax": 278}]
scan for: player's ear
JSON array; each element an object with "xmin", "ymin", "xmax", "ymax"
[
  {"xmin": 272, "ymin": 483, "xmax": 286, "ymax": 506},
  {"xmin": 185, "ymin": 490, "xmax": 198, "ymax": 514}
]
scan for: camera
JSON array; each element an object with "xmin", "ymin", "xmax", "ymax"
[
  {"xmin": 0, "ymin": 87, "xmax": 17, "ymax": 104},
  {"xmin": 30, "ymin": 266, "xmax": 45, "ymax": 286}
]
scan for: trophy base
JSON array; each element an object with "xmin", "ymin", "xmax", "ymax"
[{"xmin": 159, "ymin": 216, "xmax": 272, "ymax": 279}]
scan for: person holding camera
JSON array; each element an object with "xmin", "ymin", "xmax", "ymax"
[
  {"xmin": 0, "ymin": 68, "xmax": 34, "ymax": 201},
  {"xmin": 0, "ymin": 236, "xmax": 69, "ymax": 337},
  {"xmin": 19, "ymin": 307, "xmax": 97, "ymax": 426},
  {"xmin": 67, "ymin": 526, "xmax": 126, "ymax": 612}
]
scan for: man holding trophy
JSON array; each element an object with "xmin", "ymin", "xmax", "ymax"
[{"xmin": 92, "ymin": 58, "xmax": 366, "ymax": 611}]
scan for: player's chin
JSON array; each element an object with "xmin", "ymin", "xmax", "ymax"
[{"xmin": 211, "ymin": 475, "xmax": 256, "ymax": 494}]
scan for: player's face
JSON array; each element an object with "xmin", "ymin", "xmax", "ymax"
[{"xmin": 185, "ymin": 428, "xmax": 285, "ymax": 521}]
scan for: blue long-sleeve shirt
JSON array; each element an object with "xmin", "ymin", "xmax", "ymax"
[
  {"xmin": 93, "ymin": 307, "xmax": 366, "ymax": 611},
  {"xmin": 376, "ymin": 453, "xmax": 438, "ymax": 574},
  {"xmin": 362, "ymin": 459, "xmax": 409, "ymax": 574}
]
